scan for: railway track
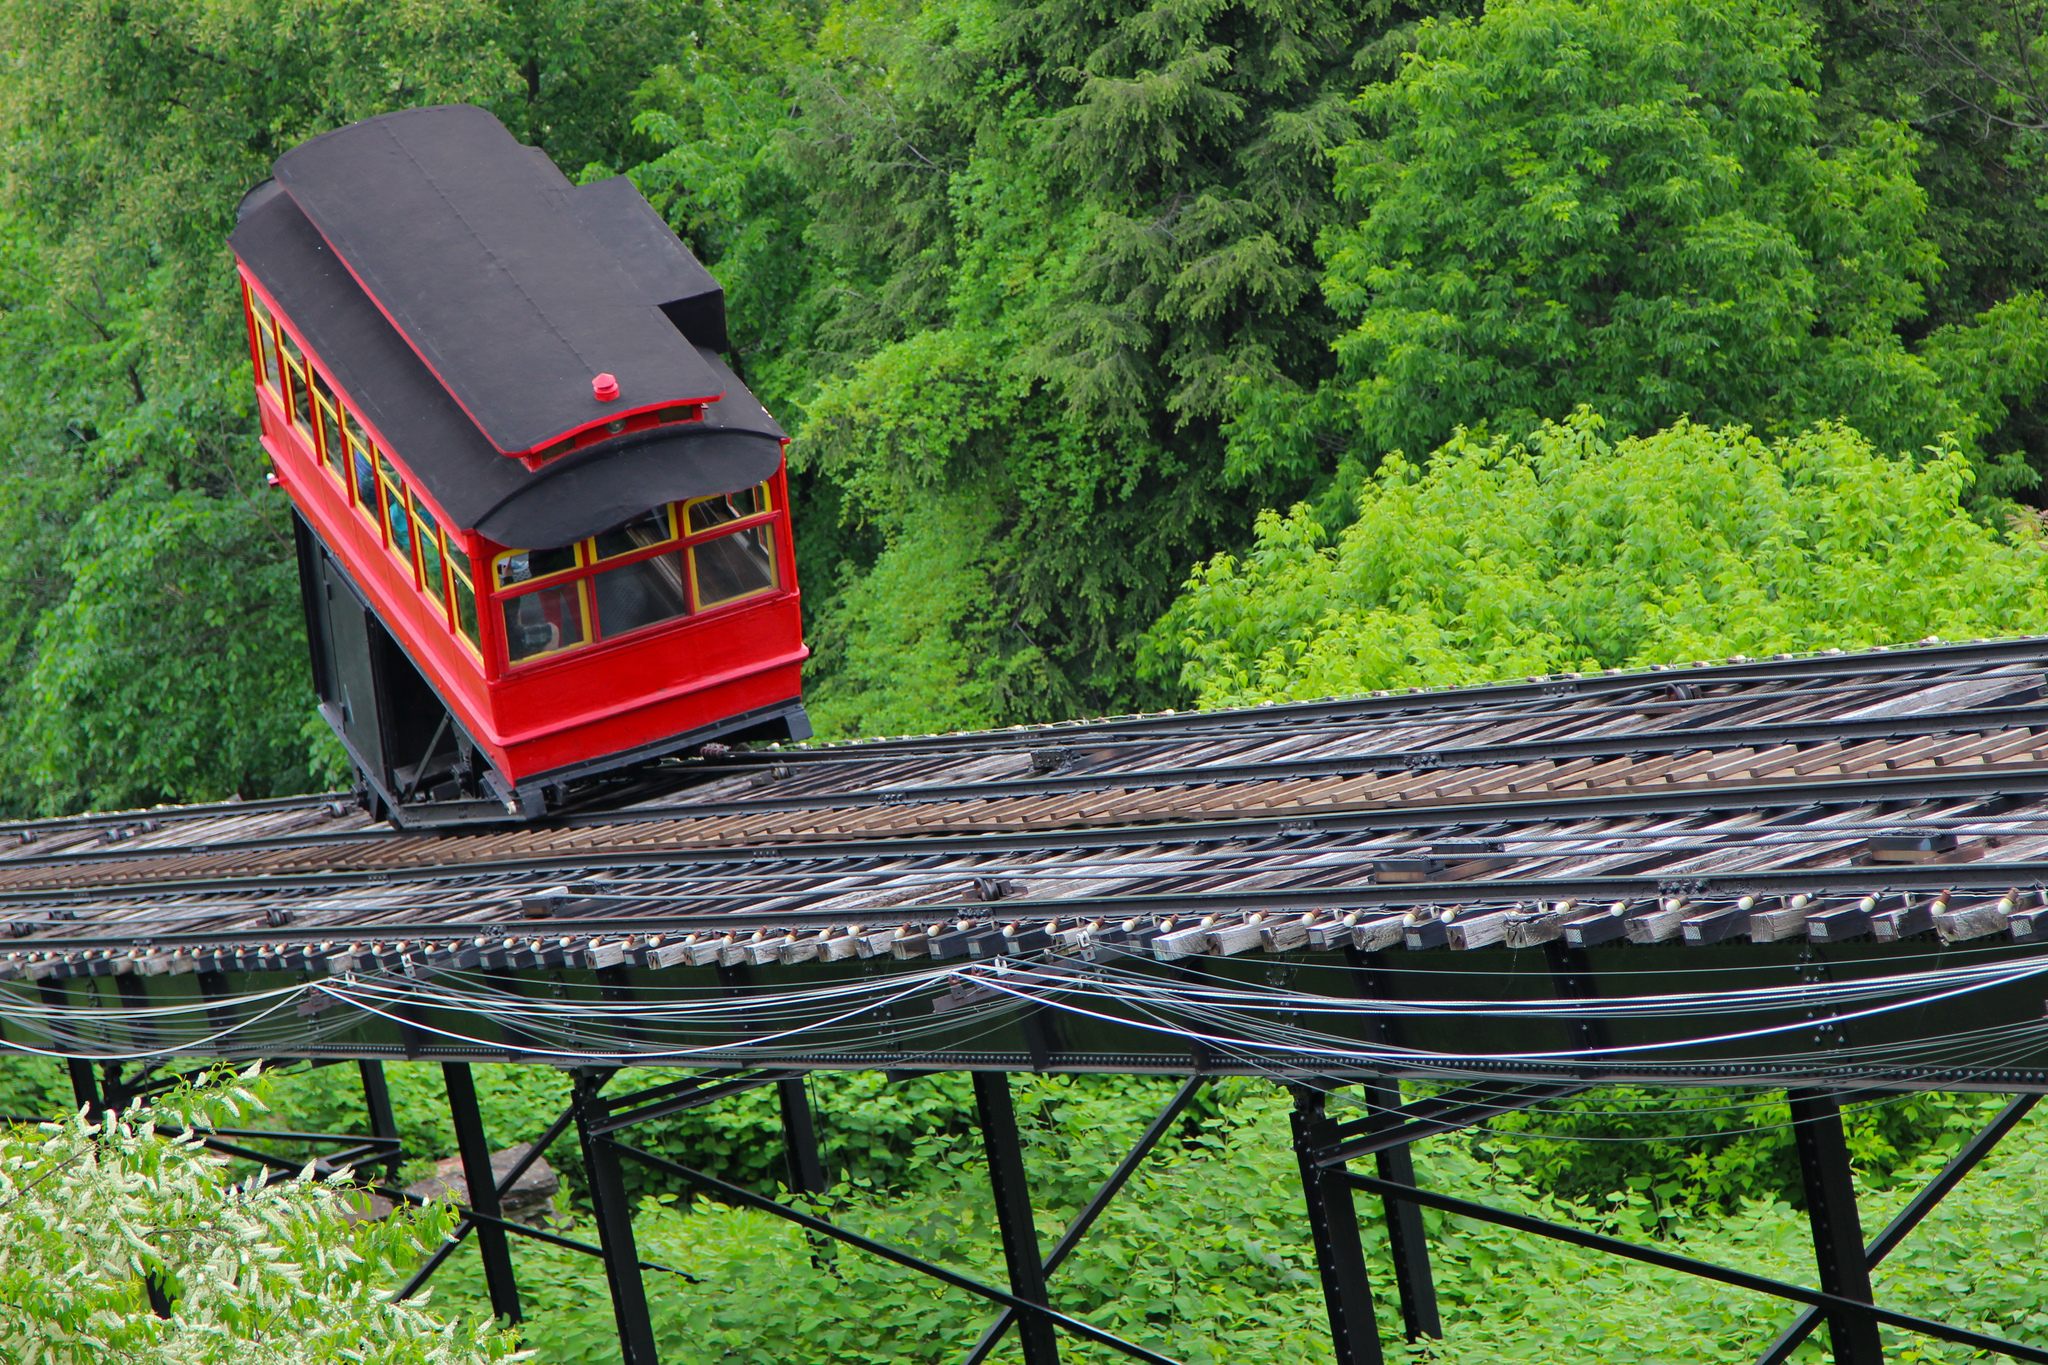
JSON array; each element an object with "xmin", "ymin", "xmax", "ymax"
[{"xmin": 4, "ymin": 636, "xmax": 2048, "ymax": 982}]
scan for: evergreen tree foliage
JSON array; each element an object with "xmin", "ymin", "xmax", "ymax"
[
  {"xmin": 735, "ymin": 0, "xmax": 1427, "ymax": 732},
  {"xmin": 3, "ymin": 0, "xmax": 2048, "ymax": 801}
]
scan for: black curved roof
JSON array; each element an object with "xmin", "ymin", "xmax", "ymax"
[
  {"xmin": 271, "ymin": 105, "xmax": 723, "ymax": 454},
  {"xmin": 230, "ymin": 108, "xmax": 781, "ymax": 548}
]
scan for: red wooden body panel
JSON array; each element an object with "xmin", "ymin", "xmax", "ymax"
[
  {"xmin": 239, "ymin": 264, "xmax": 808, "ymax": 789},
  {"xmin": 485, "ymin": 594, "xmax": 807, "ymax": 779}
]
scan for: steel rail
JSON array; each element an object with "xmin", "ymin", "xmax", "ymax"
[
  {"xmin": 0, "ymin": 637, "xmax": 2032, "ymax": 855},
  {"xmin": 468, "ymin": 698, "xmax": 2048, "ymax": 829},
  {"xmin": 0, "ymin": 794, "xmax": 2033, "ymax": 947},
  {"xmin": 2, "ymin": 807, "xmax": 2022, "ymax": 946},
  {"xmin": 708, "ymin": 636, "xmax": 2048, "ymax": 759},
  {"xmin": 3, "ymin": 757, "xmax": 2047, "ymax": 917},
  {"xmin": 4, "ymin": 646, "xmax": 2031, "ymax": 871},
  {"xmin": 676, "ymin": 662, "xmax": 2045, "ymax": 776},
  {"xmin": 0, "ymin": 657, "xmax": 2037, "ymax": 877}
]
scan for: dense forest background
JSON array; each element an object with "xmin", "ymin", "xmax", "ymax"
[
  {"xmin": 5, "ymin": 0, "xmax": 2048, "ymax": 1360},
  {"xmin": 1, "ymin": 0, "xmax": 2047, "ymax": 815}
]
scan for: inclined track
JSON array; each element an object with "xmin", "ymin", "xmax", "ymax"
[{"xmin": 9, "ymin": 637, "xmax": 2048, "ymax": 977}]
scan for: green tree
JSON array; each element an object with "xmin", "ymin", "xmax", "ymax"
[
  {"xmin": 0, "ymin": 1073, "xmax": 518, "ymax": 1363},
  {"xmin": 0, "ymin": 0, "xmax": 517, "ymax": 813},
  {"xmin": 641, "ymin": 0, "xmax": 1431, "ymax": 734},
  {"xmin": 1151, "ymin": 413, "xmax": 2048, "ymax": 707},
  {"xmin": 1248, "ymin": 0, "xmax": 2048, "ymax": 498}
]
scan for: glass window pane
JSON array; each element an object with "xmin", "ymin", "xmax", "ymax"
[
  {"xmin": 494, "ymin": 543, "xmax": 579, "ymax": 589},
  {"xmin": 413, "ymin": 495, "xmax": 446, "ymax": 605},
  {"xmin": 686, "ymin": 484, "xmax": 769, "ymax": 534},
  {"xmin": 594, "ymin": 552, "xmax": 690, "ymax": 638},
  {"xmin": 349, "ymin": 439, "xmax": 378, "ymax": 518},
  {"xmin": 446, "ymin": 544, "xmax": 479, "ymax": 648},
  {"xmin": 691, "ymin": 524, "xmax": 776, "ymax": 608},
  {"xmin": 315, "ymin": 398, "xmax": 344, "ymax": 477},
  {"xmin": 592, "ymin": 507, "xmax": 674, "ymax": 560},
  {"xmin": 378, "ymin": 453, "xmax": 413, "ymax": 570},
  {"xmin": 279, "ymin": 334, "xmax": 312, "ymax": 430},
  {"xmin": 250, "ymin": 299, "xmax": 280, "ymax": 390},
  {"xmin": 502, "ymin": 582, "xmax": 589, "ymax": 663}
]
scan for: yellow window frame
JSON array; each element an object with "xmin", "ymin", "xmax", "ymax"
[
  {"xmin": 277, "ymin": 330, "xmax": 314, "ymax": 434},
  {"xmin": 682, "ymin": 482, "xmax": 774, "ymax": 537},
  {"xmin": 446, "ymin": 541, "xmax": 481, "ymax": 656},
  {"xmin": 246, "ymin": 289, "xmax": 281, "ymax": 394},
  {"xmin": 375, "ymin": 453, "xmax": 416, "ymax": 584},
  {"xmin": 589, "ymin": 504, "xmax": 679, "ymax": 562},
  {"xmin": 687, "ymin": 522, "xmax": 779, "ymax": 613},
  {"xmin": 501, "ymin": 578, "xmax": 593, "ymax": 666},
  {"xmin": 492, "ymin": 541, "xmax": 586, "ymax": 592},
  {"xmin": 313, "ymin": 389, "xmax": 344, "ymax": 482},
  {"xmin": 411, "ymin": 490, "xmax": 450, "ymax": 620},
  {"xmin": 344, "ymin": 413, "xmax": 379, "ymax": 527}
]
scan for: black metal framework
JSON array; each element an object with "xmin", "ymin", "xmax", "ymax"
[
  {"xmin": 1299, "ymin": 1080, "xmax": 2048, "ymax": 1365},
  {"xmin": 27, "ymin": 1050, "xmax": 2043, "ymax": 1365}
]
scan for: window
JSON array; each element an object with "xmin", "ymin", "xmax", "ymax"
[
  {"xmin": 346, "ymin": 413, "xmax": 378, "ymax": 524},
  {"xmin": 594, "ymin": 552, "xmax": 690, "ymax": 637},
  {"xmin": 684, "ymin": 482, "xmax": 778, "ymax": 609},
  {"xmin": 488, "ymin": 481, "xmax": 779, "ymax": 668},
  {"xmin": 247, "ymin": 292, "xmax": 281, "ymax": 392},
  {"xmin": 447, "ymin": 541, "xmax": 480, "ymax": 652},
  {"xmin": 413, "ymin": 493, "xmax": 448, "ymax": 611},
  {"xmin": 312, "ymin": 373, "xmax": 344, "ymax": 479},
  {"xmin": 692, "ymin": 523, "xmax": 777, "ymax": 608},
  {"xmin": 593, "ymin": 506, "xmax": 675, "ymax": 560},
  {"xmin": 377, "ymin": 452, "xmax": 414, "ymax": 578},
  {"xmin": 686, "ymin": 484, "xmax": 769, "ymax": 534},
  {"xmin": 494, "ymin": 543, "xmax": 580, "ymax": 589},
  {"xmin": 278, "ymin": 330, "xmax": 314, "ymax": 433},
  {"xmin": 502, "ymin": 581, "xmax": 589, "ymax": 663}
]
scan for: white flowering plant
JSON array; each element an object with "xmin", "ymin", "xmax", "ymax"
[{"xmin": 0, "ymin": 1065, "xmax": 524, "ymax": 1364}]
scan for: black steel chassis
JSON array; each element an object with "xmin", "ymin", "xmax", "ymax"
[{"xmin": 24, "ymin": 932, "xmax": 2048, "ymax": 1365}]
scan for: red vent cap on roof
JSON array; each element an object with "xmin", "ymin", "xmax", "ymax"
[{"xmin": 592, "ymin": 372, "xmax": 620, "ymax": 402}]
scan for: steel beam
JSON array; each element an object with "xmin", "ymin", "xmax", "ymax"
[
  {"xmin": 1363, "ymin": 1080, "xmax": 1440, "ymax": 1341},
  {"xmin": 609, "ymin": 1139, "xmax": 1178, "ymax": 1364},
  {"xmin": 960, "ymin": 1076, "xmax": 1207, "ymax": 1365},
  {"xmin": 1336, "ymin": 948, "xmax": 1440, "ymax": 1343},
  {"xmin": 573, "ymin": 1072, "xmax": 659, "ymax": 1365},
  {"xmin": 1321, "ymin": 1081, "xmax": 1587, "ymax": 1165},
  {"xmin": 397, "ymin": 1102, "xmax": 577, "ymax": 1301},
  {"xmin": 1758, "ymin": 1093, "xmax": 2039, "ymax": 1364},
  {"xmin": 974, "ymin": 1070, "xmax": 1060, "ymax": 1365},
  {"xmin": 1290, "ymin": 1087, "xmax": 1385, "ymax": 1365},
  {"xmin": 359, "ymin": 1060, "xmax": 403, "ymax": 1178},
  {"xmin": 1345, "ymin": 1169, "xmax": 2048, "ymax": 1363},
  {"xmin": 443, "ymin": 1062, "xmax": 521, "ymax": 1323},
  {"xmin": 1787, "ymin": 1090, "xmax": 1881, "ymax": 1365},
  {"xmin": 778, "ymin": 1076, "xmax": 829, "ymax": 1194},
  {"xmin": 592, "ymin": 1068, "xmax": 794, "ymax": 1136}
]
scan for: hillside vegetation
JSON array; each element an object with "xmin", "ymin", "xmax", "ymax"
[
  {"xmin": 4, "ymin": 1, "xmax": 2048, "ymax": 1360},
  {"xmin": 1, "ymin": 0, "xmax": 2046, "ymax": 810}
]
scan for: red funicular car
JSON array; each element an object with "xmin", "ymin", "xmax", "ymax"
[{"xmin": 231, "ymin": 105, "xmax": 809, "ymax": 825}]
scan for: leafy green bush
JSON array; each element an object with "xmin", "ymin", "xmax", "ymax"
[
  {"xmin": 0, "ymin": 1069, "xmax": 518, "ymax": 1363},
  {"xmin": 1151, "ymin": 414, "xmax": 2048, "ymax": 706},
  {"xmin": 1464, "ymin": 1088, "xmax": 1994, "ymax": 1232},
  {"xmin": 429, "ymin": 1078, "xmax": 2048, "ymax": 1363}
]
